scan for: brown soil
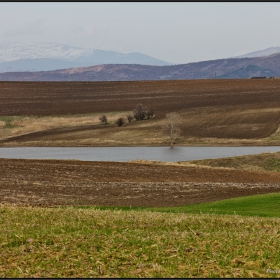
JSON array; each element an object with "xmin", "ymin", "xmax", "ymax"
[
  {"xmin": 1, "ymin": 80, "xmax": 280, "ymax": 208},
  {"xmin": 1, "ymin": 79, "xmax": 280, "ymax": 145},
  {"xmin": 1, "ymin": 158, "xmax": 280, "ymax": 207}
]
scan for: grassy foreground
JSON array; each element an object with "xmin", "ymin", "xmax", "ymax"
[{"xmin": 1, "ymin": 205, "xmax": 280, "ymax": 278}]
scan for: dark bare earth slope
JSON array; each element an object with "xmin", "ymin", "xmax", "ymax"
[{"xmin": 1, "ymin": 79, "xmax": 280, "ymax": 140}]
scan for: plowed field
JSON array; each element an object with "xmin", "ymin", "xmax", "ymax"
[
  {"xmin": 1, "ymin": 79, "xmax": 280, "ymax": 145},
  {"xmin": 1, "ymin": 80, "xmax": 280, "ymax": 208},
  {"xmin": 1, "ymin": 158, "xmax": 280, "ymax": 207}
]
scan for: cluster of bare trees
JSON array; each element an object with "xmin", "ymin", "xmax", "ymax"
[
  {"xmin": 98, "ymin": 104, "xmax": 182, "ymax": 147},
  {"xmin": 99, "ymin": 103, "xmax": 155, "ymax": 127},
  {"xmin": 99, "ymin": 115, "xmax": 127, "ymax": 127},
  {"xmin": 133, "ymin": 103, "xmax": 154, "ymax": 121}
]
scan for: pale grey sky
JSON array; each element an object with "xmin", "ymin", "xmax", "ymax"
[{"xmin": 1, "ymin": 2, "xmax": 280, "ymax": 64}]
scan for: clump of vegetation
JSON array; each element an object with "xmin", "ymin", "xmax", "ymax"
[
  {"xmin": 133, "ymin": 103, "xmax": 154, "ymax": 121},
  {"xmin": 127, "ymin": 115, "xmax": 134, "ymax": 123},
  {"xmin": 133, "ymin": 103, "xmax": 147, "ymax": 120},
  {"xmin": 98, "ymin": 104, "xmax": 154, "ymax": 128},
  {"xmin": 116, "ymin": 117, "xmax": 125, "ymax": 127},
  {"xmin": 99, "ymin": 115, "xmax": 108, "ymax": 124}
]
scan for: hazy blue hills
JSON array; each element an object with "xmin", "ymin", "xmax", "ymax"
[
  {"xmin": 234, "ymin": 46, "xmax": 280, "ymax": 58},
  {"xmin": 0, "ymin": 42, "xmax": 172, "ymax": 72},
  {"xmin": 0, "ymin": 43, "xmax": 280, "ymax": 81},
  {"xmin": 217, "ymin": 64, "xmax": 278, "ymax": 79},
  {"xmin": 0, "ymin": 52, "xmax": 173, "ymax": 72}
]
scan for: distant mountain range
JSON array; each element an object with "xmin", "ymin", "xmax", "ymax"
[
  {"xmin": 234, "ymin": 46, "xmax": 280, "ymax": 58},
  {"xmin": 0, "ymin": 43, "xmax": 280, "ymax": 81},
  {"xmin": 0, "ymin": 42, "xmax": 172, "ymax": 72}
]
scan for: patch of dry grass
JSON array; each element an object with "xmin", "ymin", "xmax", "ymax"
[
  {"xmin": 1, "ymin": 206, "xmax": 280, "ymax": 277},
  {"xmin": 1, "ymin": 107, "xmax": 280, "ymax": 146},
  {"xmin": 12, "ymin": 112, "xmax": 130, "ymax": 131},
  {"xmin": 0, "ymin": 121, "xmax": 5, "ymax": 128},
  {"xmin": 0, "ymin": 112, "xmax": 131, "ymax": 140},
  {"xmin": 188, "ymin": 151, "xmax": 280, "ymax": 172}
]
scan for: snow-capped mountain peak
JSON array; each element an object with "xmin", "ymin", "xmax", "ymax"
[
  {"xmin": 0, "ymin": 42, "xmax": 94, "ymax": 62},
  {"xmin": 0, "ymin": 42, "xmax": 173, "ymax": 72}
]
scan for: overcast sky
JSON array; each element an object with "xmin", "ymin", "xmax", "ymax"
[{"xmin": 1, "ymin": 2, "xmax": 280, "ymax": 64}]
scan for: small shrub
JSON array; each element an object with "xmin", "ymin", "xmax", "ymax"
[
  {"xmin": 116, "ymin": 117, "xmax": 125, "ymax": 127},
  {"xmin": 99, "ymin": 115, "xmax": 108, "ymax": 124},
  {"xmin": 127, "ymin": 115, "xmax": 134, "ymax": 123}
]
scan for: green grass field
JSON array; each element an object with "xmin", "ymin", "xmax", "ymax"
[
  {"xmin": 147, "ymin": 193, "xmax": 280, "ymax": 217},
  {"xmin": 78, "ymin": 193, "xmax": 280, "ymax": 218},
  {"xmin": 1, "ymin": 193, "xmax": 280, "ymax": 278}
]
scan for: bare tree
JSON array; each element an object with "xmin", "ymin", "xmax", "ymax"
[
  {"xmin": 99, "ymin": 115, "xmax": 108, "ymax": 124},
  {"xmin": 127, "ymin": 114, "xmax": 134, "ymax": 123},
  {"xmin": 161, "ymin": 112, "xmax": 183, "ymax": 147},
  {"xmin": 116, "ymin": 117, "xmax": 125, "ymax": 127},
  {"xmin": 133, "ymin": 103, "xmax": 147, "ymax": 120}
]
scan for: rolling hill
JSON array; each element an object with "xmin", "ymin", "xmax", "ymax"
[
  {"xmin": 234, "ymin": 46, "xmax": 280, "ymax": 58},
  {"xmin": 0, "ymin": 52, "xmax": 280, "ymax": 81}
]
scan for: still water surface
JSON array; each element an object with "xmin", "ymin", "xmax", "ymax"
[{"xmin": 0, "ymin": 146, "xmax": 280, "ymax": 162}]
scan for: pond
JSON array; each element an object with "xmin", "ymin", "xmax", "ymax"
[{"xmin": 0, "ymin": 146, "xmax": 280, "ymax": 162}]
